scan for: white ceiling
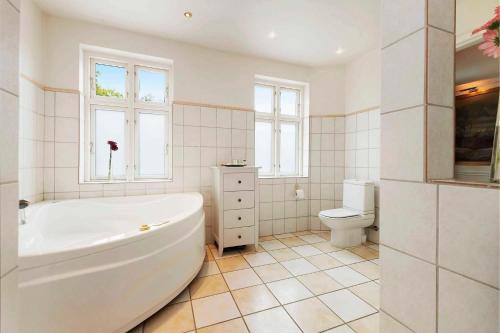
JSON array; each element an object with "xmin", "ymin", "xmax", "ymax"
[{"xmin": 33, "ymin": 0, "xmax": 381, "ymax": 66}]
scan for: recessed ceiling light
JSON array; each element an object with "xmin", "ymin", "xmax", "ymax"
[
  {"xmin": 336, "ymin": 47, "xmax": 344, "ymax": 55},
  {"xmin": 184, "ymin": 11, "xmax": 193, "ymax": 18},
  {"xmin": 268, "ymin": 31, "xmax": 276, "ymax": 39}
]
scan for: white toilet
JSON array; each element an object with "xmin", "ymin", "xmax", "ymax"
[{"xmin": 318, "ymin": 179, "xmax": 375, "ymax": 248}]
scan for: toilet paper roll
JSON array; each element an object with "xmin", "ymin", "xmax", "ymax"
[{"xmin": 295, "ymin": 189, "xmax": 305, "ymax": 200}]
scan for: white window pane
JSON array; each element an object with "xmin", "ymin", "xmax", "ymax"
[
  {"xmin": 95, "ymin": 108, "xmax": 126, "ymax": 178},
  {"xmin": 255, "ymin": 85, "xmax": 274, "ymax": 114},
  {"xmin": 280, "ymin": 88, "xmax": 298, "ymax": 116},
  {"xmin": 255, "ymin": 121, "xmax": 273, "ymax": 175},
  {"xmin": 137, "ymin": 68, "xmax": 168, "ymax": 103},
  {"xmin": 280, "ymin": 123, "xmax": 297, "ymax": 175},
  {"xmin": 95, "ymin": 63, "xmax": 126, "ymax": 98},
  {"xmin": 138, "ymin": 112, "xmax": 167, "ymax": 176}
]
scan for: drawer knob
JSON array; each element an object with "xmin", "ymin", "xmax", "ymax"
[
  {"xmin": 238, "ymin": 180, "xmax": 242, "ymax": 184},
  {"xmin": 238, "ymin": 235, "xmax": 242, "ymax": 239},
  {"xmin": 238, "ymin": 198, "xmax": 242, "ymax": 202},
  {"xmin": 238, "ymin": 216, "xmax": 242, "ymax": 220}
]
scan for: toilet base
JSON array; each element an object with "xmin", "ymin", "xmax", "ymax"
[{"xmin": 330, "ymin": 228, "xmax": 365, "ymax": 248}]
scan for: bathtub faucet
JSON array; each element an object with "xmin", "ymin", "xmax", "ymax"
[{"xmin": 19, "ymin": 199, "xmax": 30, "ymax": 225}]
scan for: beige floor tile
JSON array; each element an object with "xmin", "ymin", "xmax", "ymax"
[
  {"xmin": 291, "ymin": 244, "xmax": 323, "ymax": 257},
  {"xmin": 260, "ymin": 239, "xmax": 287, "ymax": 251},
  {"xmin": 324, "ymin": 325, "xmax": 356, "ymax": 332},
  {"xmin": 223, "ymin": 268, "xmax": 262, "ymax": 290},
  {"xmin": 312, "ymin": 241, "xmax": 342, "ymax": 253},
  {"xmin": 329, "ymin": 250, "xmax": 365, "ymax": 265},
  {"xmin": 294, "ymin": 231, "xmax": 313, "ymax": 236},
  {"xmin": 244, "ymin": 307, "xmax": 301, "ymax": 333},
  {"xmin": 266, "ymin": 277, "xmax": 313, "ymax": 304},
  {"xmin": 205, "ymin": 247, "xmax": 215, "ymax": 261},
  {"xmin": 211, "ymin": 246, "xmax": 241, "ymax": 260},
  {"xmin": 198, "ymin": 261, "xmax": 221, "ymax": 277},
  {"xmin": 348, "ymin": 246, "xmax": 379, "ymax": 260},
  {"xmin": 259, "ymin": 235, "xmax": 276, "ymax": 241},
  {"xmin": 280, "ymin": 236, "xmax": 308, "ymax": 247},
  {"xmin": 349, "ymin": 281, "xmax": 380, "ymax": 309},
  {"xmin": 275, "ymin": 233, "xmax": 295, "ymax": 239},
  {"xmin": 349, "ymin": 261, "xmax": 380, "ymax": 280},
  {"xmin": 319, "ymin": 289, "xmax": 377, "ymax": 322},
  {"xmin": 189, "ymin": 274, "xmax": 229, "ymax": 299},
  {"xmin": 240, "ymin": 245, "xmax": 265, "ymax": 254},
  {"xmin": 268, "ymin": 248, "xmax": 301, "ymax": 262},
  {"xmin": 191, "ymin": 292, "xmax": 241, "ymax": 328},
  {"xmin": 170, "ymin": 287, "xmax": 190, "ymax": 304},
  {"xmin": 143, "ymin": 301, "xmax": 195, "ymax": 333},
  {"xmin": 298, "ymin": 234, "xmax": 325, "ymax": 244},
  {"xmin": 285, "ymin": 297, "xmax": 343, "ymax": 333},
  {"xmin": 281, "ymin": 258, "xmax": 319, "ymax": 276},
  {"xmin": 253, "ymin": 263, "xmax": 292, "ymax": 282},
  {"xmin": 197, "ymin": 318, "xmax": 249, "ymax": 333},
  {"xmin": 297, "ymin": 271, "xmax": 343, "ymax": 295},
  {"xmin": 243, "ymin": 252, "xmax": 277, "ymax": 267},
  {"xmin": 231, "ymin": 284, "xmax": 280, "ymax": 315},
  {"xmin": 306, "ymin": 254, "xmax": 343, "ymax": 270},
  {"xmin": 324, "ymin": 266, "xmax": 370, "ymax": 287},
  {"xmin": 216, "ymin": 255, "xmax": 250, "ymax": 272},
  {"xmin": 348, "ymin": 313, "xmax": 379, "ymax": 333}
]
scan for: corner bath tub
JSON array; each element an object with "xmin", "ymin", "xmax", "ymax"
[{"xmin": 18, "ymin": 193, "xmax": 205, "ymax": 333}]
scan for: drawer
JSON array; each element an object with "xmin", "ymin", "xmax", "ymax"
[
  {"xmin": 224, "ymin": 208, "xmax": 255, "ymax": 228},
  {"xmin": 223, "ymin": 191, "xmax": 255, "ymax": 210},
  {"xmin": 224, "ymin": 226, "xmax": 254, "ymax": 247},
  {"xmin": 224, "ymin": 173, "xmax": 255, "ymax": 191}
]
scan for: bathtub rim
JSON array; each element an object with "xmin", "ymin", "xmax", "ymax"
[{"xmin": 19, "ymin": 192, "xmax": 204, "ymax": 270}]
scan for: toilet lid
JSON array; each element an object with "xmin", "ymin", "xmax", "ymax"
[{"xmin": 319, "ymin": 208, "xmax": 359, "ymax": 218}]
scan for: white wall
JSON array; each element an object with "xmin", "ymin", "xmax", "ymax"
[
  {"xmin": 345, "ymin": 48, "xmax": 381, "ymax": 114},
  {"xmin": 43, "ymin": 16, "xmax": 320, "ymax": 111},
  {"xmin": 309, "ymin": 65, "xmax": 345, "ymax": 115}
]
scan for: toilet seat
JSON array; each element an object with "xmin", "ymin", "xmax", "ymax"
[{"xmin": 319, "ymin": 208, "xmax": 360, "ymax": 219}]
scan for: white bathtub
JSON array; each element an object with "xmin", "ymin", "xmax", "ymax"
[{"xmin": 18, "ymin": 193, "xmax": 205, "ymax": 333}]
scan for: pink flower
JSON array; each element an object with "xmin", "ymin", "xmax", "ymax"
[
  {"xmin": 107, "ymin": 140, "xmax": 118, "ymax": 151},
  {"xmin": 472, "ymin": 6, "xmax": 499, "ymax": 58}
]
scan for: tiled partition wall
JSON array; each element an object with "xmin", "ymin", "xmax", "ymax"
[
  {"xmin": 345, "ymin": 109, "xmax": 380, "ymax": 242},
  {"xmin": 19, "ymin": 77, "xmax": 44, "ymax": 203},
  {"xmin": 0, "ymin": 0, "xmax": 20, "ymax": 331},
  {"xmin": 380, "ymin": 0, "xmax": 499, "ymax": 332}
]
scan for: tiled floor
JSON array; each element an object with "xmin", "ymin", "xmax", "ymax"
[{"xmin": 129, "ymin": 231, "xmax": 380, "ymax": 333}]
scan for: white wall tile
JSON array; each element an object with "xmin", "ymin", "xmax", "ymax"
[
  {"xmin": 381, "ymin": 0, "xmax": 425, "ymax": 47},
  {"xmin": 321, "ymin": 118, "xmax": 335, "ymax": 133},
  {"xmin": 427, "ymin": 106, "xmax": 454, "ymax": 179},
  {"xmin": 380, "ymin": 180, "xmax": 437, "ymax": 262},
  {"xmin": 183, "ymin": 147, "xmax": 201, "ymax": 167},
  {"xmin": 172, "ymin": 104, "xmax": 183, "ymax": 124},
  {"xmin": 183, "ymin": 105, "xmax": 201, "ymax": 126},
  {"xmin": 334, "ymin": 117, "xmax": 345, "ymax": 133},
  {"xmin": 381, "ymin": 29, "xmax": 425, "ymax": 113},
  {"xmin": 0, "ymin": 91, "xmax": 18, "ymax": 183},
  {"xmin": 380, "ymin": 246, "xmax": 436, "ymax": 333},
  {"xmin": 231, "ymin": 129, "xmax": 246, "ymax": 148},
  {"xmin": 231, "ymin": 110, "xmax": 247, "ymax": 129},
  {"xmin": 200, "ymin": 147, "xmax": 216, "ymax": 167},
  {"xmin": 55, "ymin": 92, "xmax": 79, "ymax": 118},
  {"xmin": 356, "ymin": 112, "xmax": 369, "ymax": 131},
  {"xmin": 54, "ymin": 167, "xmax": 79, "ymax": 192},
  {"xmin": 216, "ymin": 108, "xmax": 232, "ymax": 128},
  {"xmin": 427, "ymin": 28, "xmax": 454, "ymax": 108},
  {"xmin": 200, "ymin": 107, "xmax": 216, "ymax": 127},
  {"xmin": 439, "ymin": 185, "xmax": 499, "ymax": 287},
  {"xmin": 355, "ymin": 150, "xmax": 369, "ymax": 168},
  {"xmin": 320, "ymin": 134, "xmax": 334, "ymax": 150},
  {"xmin": 368, "ymin": 109, "xmax": 380, "ymax": 129},
  {"xmin": 246, "ymin": 112, "xmax": 255, "ymax": 130},
  {"xmin": 438, "ymin": 269, "xmax": 499, "ymax": 333},
  {"xmin": 54, "ymin": 117, "xmax": 79, "ymax": 143},
  {"xmin": 311, "ymin": 117, "xmax": 322, "ymax": 133},
  {"xmin": 356, "ymin": 131, "xmax": 369, "ymax": 149},
  {"xmin": 183, "ymin": 126, "xmax": 201, "ymax": 146},
  {"xmin": 345, "ymin": 115, "xmax": 356, "ymax": 133},
  {"xmin": 0, "ymin": 183, "xmax": 18, "ymax": 275},
  {"xmin": 380, "ymin": 107, "xmax": 424, "ymax": 181},
  {"xmin": 0, "ymin": 0, "xmax": 19, "ymax": 95},
  {"xmin": 217, "ymin": 128, "xmax": 231, "ymax": 147},
  {"xmin": 172, "ymin": 125, "xmax": 183, "ymax": 146},
  {"xmin": 200, "ymin": 127, "xmax": 216, "ymax": 147},
  {"xmin": 54, "ymin": 142, "xmax": 79, "ymax": 167}
]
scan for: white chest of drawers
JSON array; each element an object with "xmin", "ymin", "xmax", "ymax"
[{"xmin": 211, "ymin": 166, "xmax": 259, "ymax": 256}]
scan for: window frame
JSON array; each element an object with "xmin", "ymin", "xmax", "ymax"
[
  {"xmin": 83, "ymin": 50, "xmax": 173, "ymax": 182},
  {"xmin": 254, "ymin": 80, "xmax": 304, "ymax": 178}
]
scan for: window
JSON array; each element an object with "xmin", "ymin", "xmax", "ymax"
[
  {"xmin": 84, "ymin": 51, "xmax": 172, "ymax": 181},
  {"xmin": 254, "ymin": 79, "xmax": 305, "ymax": 177}
]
